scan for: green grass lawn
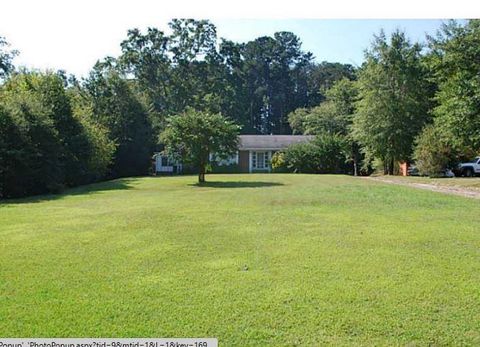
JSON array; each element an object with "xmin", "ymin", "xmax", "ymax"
[{"xmin": 1, "ymin": 174, "xmax": 479, "ymax": 345}]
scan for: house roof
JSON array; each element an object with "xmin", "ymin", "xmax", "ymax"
[{"xmin": 238, "ymin": 135, "xmax": 314, "ymax": 150}]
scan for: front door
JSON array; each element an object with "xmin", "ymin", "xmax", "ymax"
[{"xmin": 252, "ymin": 151, "xmax": 269, "ymax": 171}]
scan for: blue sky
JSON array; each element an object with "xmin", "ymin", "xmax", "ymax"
[{"xmin": 213, "ymin": 19, "xmax": 449, "ymax": 67}]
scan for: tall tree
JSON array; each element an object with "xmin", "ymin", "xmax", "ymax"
[
  {"xmin": 85, "ymin": 64, "xmax": 153, "ymax": 178},
  {"xmin": 117, "ymin": 21, "xmax": 351, "ymax": 135},
  {"xmin": 305, "ymin": 61, "xmax": 356, "ymax": 106},
  {"xmin": 241, "ymin": 32, "xmax": 313, "ymax": 134},
  {"xmin": 352, "ymin": 30, "xmax": 432, "ymax": 174},
  {"xmin": 118, "ymin": 19, "xmax": 223, "ymax": 130},
  {"xmin": 426, "ymin": 20, "xmax": 480, "ymax": 157}
]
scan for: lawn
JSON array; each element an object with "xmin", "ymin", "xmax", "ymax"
[{"xmin": 1, "ymin": 174, "xmax": 479, "ymax": 345}]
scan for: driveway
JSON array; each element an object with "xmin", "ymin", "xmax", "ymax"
[{"xmin": 365, "ymin": 176, "xmax": 480, "ymax": 200}]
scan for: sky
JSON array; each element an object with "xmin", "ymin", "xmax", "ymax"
[
  {"xmin": 0, "ymin": 1, "xmax": 466, "ymax": 78},
  {"xmin": 213, "ymin": 19, "xmax": 447, "ymax": 67}
]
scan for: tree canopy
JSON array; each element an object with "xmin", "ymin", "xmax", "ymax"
[
  {"xmin": 160, "ymin": 109, "xmax": 240, "ymax": 183},
  {"xmin": 352, "ymin": 30, "xmax": 432, "ymax": 174},
  {"xmin": 426, "ymin": 20, "xmax": 480, "ymax": 158}
]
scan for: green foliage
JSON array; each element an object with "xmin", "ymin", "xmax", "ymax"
[
  {"xmin": 306, "ymin": 61, "xmax": 356, "ymax": 106},
  {"xmin": 239, "ymin": 32, "xmax": 314, "ymax": 134},
  {"xmin": 210, "ymin": 163, "xmax": 241, "ymax": 173},
  {"xmin": 160, "ymin": 109, "xmax": 240, "ymax": 182},
  {"xmin": 288, "ymin": 78, "xmax": 358, "ymax": 136},
  {"xmin": 271, "ymin": 151, "xmax": 287, "ymax": 171},
  {"xmin": 6, "ymin": 20, "xmax": 480, "ymax": 197},
  {"xmin": 426, "ymin": 20, "xmax": 480, "ymax": 156},
  {"xmin": 0, "ymin": 92, "xmax": 63, "ymax": 197},
  {"xmin": 0, "ymin": 36, "xmax": 17, "ymax": 81},
  {"xmin": 287, "ymin": 108, "xmax": 309, "ymax": 135},
  {"xmin": 413, "ymin": 124, "xmax": 455, "ymax": 177},
  {"xmin": 352, "ymin": 30, "xmax": 433, "ymax": 174},
  {"xmin": 287, "ymin": 78, "xmax": 363, "ymax": 174},
  {"xmin": 118, "ymin": 20, "xmax": 335, "ymax": 135},
  {"xmin": 67, "ymin": 84, "xmax": 116, "ymax": 179},
  {"xmin": 119, "ymin": 20, "xmax": 224, "ymax": 127},
  {"xmin": 282, "ymin": 134, "xmax": 349, "ymax": 173},
  {"xmin": 0, "ymin": 71, "xmax": 114, "ymax": 198},
  {"xmin": 85, "ymin": 66, "xmax": 153, "ymax": 178},
  {"xmin": 307, "ymin": 102, "xmax": 350, "ymax": 136}
]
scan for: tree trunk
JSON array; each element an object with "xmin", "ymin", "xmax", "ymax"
[
  {"xmin": 388, "ymin": 157, "xmax": 395, "ymax": 175},
  {"xmin": 198, "ymin": 165, "xmax": 206, "ymax": 183},
  {"xmin": 352, "ymin": 144, "xmax": 358, "ymax": 176}
]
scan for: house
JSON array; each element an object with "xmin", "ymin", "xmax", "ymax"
[{"xmin": 153, "ymin": 135, "xmax": 313, "ymax": 174}]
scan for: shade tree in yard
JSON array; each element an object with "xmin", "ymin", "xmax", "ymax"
[{"xmin": 160, "ymin": 108, "xmax": 240, "ymax": 183}]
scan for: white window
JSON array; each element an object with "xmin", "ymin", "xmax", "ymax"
[
  {"xmin": 257, "ymin": 152, "xmax": 265, "ymax": 169},
  {"xmin": 252, "ymin": 151, "xmax": 269, "ymax": 169}
]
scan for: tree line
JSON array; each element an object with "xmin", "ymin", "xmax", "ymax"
[
  {"xmin": 1, "ymin": 19, "xmax": 479, "ymax": 196},
  {"xmin": 0, "ymin": 19, "xmax": 355, "ymax": 197},
  {"xmin": 278, "ymin": 20, "xmax": 480, "ymax": 176}
]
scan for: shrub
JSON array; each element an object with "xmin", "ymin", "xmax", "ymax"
[
  {"xmin": 282, "ymin": 133, "xmax": 349, "ymax": 174},
  {"xmin": 413, "ymin": 124, "xmax": 454, "ymax": 177},
  {"xmin": 271, "ymin": 152, "xmax": 289, "ymax": 172},
  {"xmin": 0, "ymin": 88, "xmax": 64, "ymax": 197},
  {"xmin": 211, "ymin": 163, "xmax": 241, "ymax": 173}
]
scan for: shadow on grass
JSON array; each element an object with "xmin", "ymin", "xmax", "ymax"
[
  {"xmin": 0, "ymin": 178, "xmax": 137, "ymax": 205},
  {"xmin": 189, "ymin": 181, "xmax": 284, "ymax": 189}
]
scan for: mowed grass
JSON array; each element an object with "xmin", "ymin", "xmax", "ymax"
[{"xmin": 1, "ymin": 174, "xmax": 479, "ymax": 345}]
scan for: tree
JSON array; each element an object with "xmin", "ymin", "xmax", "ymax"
[
  {"xmin": 160, "ymin": 109, "xmax": 240, "ymax": 183},
  {"xmin": 305, "ymin": 61, "xmax": 356, "ymax": 106},
  {"xmin": 287, "ymin": 78, "xmax": 362, "ymax": 174},
  {"xmin": 240, "ymin": 32, "xmax": 313, "ymax": 134},
  {"xmin": 288, "ymin": 78, "xmax": 357, "ymax": 136},
  {"xmin": 352, "ymin": 30, "xmax": 432, "ymax": 174},
  {"xmin": 84, "ymin": 64, "xmax": 154, "ymax": 178},
  {"xmin": 116, "ymin": 21, "xmax": 354, "ymax": 136},
  {"xmin": 426, "ymin": 20, "xmax": 480, "ymax": 157},
  {"xmin": 118, "ymin": 19, "xmax": 222, "ymax": 131},
  {"xmin": 288, "ymin": 107, "xmax": 310, "ymax": 135},
  {"xmin": 0, "ymin": 36, "xmax": 17, "ymax": 81},
  {"xmin": 0, "ymin": 71, "xmax": 115, "ymax": 198},
  {"xmin": 68, "ymin": 83, "xmax": 116, "ymax": 181}
]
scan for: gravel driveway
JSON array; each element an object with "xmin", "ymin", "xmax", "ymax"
[{"xmin": 365, "ymin": 176, "xmax": 480, "ymax": 199}]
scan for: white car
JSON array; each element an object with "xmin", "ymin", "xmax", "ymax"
[{"xmin": 455, "ymin": 157, "xmax": 480, "ymax": 177}]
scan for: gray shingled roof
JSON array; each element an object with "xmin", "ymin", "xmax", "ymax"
[{"xmin": 238, "ymin": 135, "xmax": 314, "ymax": 150}]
